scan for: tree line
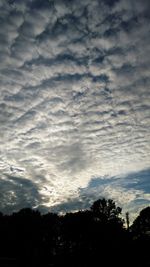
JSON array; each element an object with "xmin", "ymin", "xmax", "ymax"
[{"xmin": 0, "ymin": 198, "xmax": 150, "ymax": 267}]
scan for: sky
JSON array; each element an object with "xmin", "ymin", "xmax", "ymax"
[{"xmin": 0, "ymin": 0, "xmax": 150, "ymax": 221}]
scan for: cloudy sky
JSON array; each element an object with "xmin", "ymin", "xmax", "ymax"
[{"xmin": 0, "ymin": 0, "xmax": 150, "ymax": 220}]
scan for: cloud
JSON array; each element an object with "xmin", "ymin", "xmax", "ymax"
[
  {"xmin": 51, "ymin": 169, "xmax": 150, "ymax": 222},
  {"xmin": 0, "ymin": 174, "xmax": 42, "ymax": 214},
  {"xmin": 0, "ymin": 0, "xmax": 150, "ymax": 215}
]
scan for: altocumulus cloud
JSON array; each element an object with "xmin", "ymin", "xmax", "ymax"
[{"xmin": 0, "ymin": 0, "xmax": 150, "ymax": 217}]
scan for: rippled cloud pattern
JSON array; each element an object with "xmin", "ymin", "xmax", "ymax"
[{"xmin": 0, "ymin": 0, "xmax": 150, "ymax": 219}]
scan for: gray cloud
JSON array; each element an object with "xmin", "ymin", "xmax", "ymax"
[
  {"xmin": 0, "ymin": 0, "xmax": 150, "ymax": 215},
  {"xmin": 0, "ymin": 174, "xmax": 42, "ymax": 214}
]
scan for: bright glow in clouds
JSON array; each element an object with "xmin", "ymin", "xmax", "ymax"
[{"xmin": 0, "ymin": 0, "xmax": 150, "ymax": 219}]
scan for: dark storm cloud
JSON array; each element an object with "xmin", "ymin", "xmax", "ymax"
[{"xmin": 0, "ymin": 0, "xmax": 150, "ymax": 215}]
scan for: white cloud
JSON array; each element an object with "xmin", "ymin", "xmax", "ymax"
[{"xmin": 0, "ymin": 0, "xmax": 150, "ymax": 214}]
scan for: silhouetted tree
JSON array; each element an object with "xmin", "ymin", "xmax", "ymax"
[
  {"xmin": 90, "ymin": 198, "xmax": 122, "ymax": 224},
  {"xmin": 0, "ymin": 198, "xmax": 149, "ymax": 267},
  {"xmin": 131, "ymin": 207, "xmax": 150, "ymax": 237},
  {"xmin": 128, "ymin": 207, "xmax": 150, "ymax": 267}
]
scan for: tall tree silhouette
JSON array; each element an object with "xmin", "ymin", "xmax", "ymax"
[
  {"xmin": 90, "ymin": 198, "xmax": 122, "ymax": 224},
  {"xmin": 131, "ymin": 206, "xmax": 150, "ymax": 236},
  {"xmin": 130, "ymin": 207, "xmax": 150, "ymax": 267}
]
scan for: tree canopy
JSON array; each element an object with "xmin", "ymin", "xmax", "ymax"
[
  {"xmin": 90, "ymin": 198, "xmax": 122, "ymax": 222},
  {"xmin": 0, "ymin": 198, "xmax": 149, "ymax": 267}
]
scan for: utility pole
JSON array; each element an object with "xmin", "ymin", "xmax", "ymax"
[{"xmin": 125, "ymin": 212, "xmax": 130, "ymax": 231}]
